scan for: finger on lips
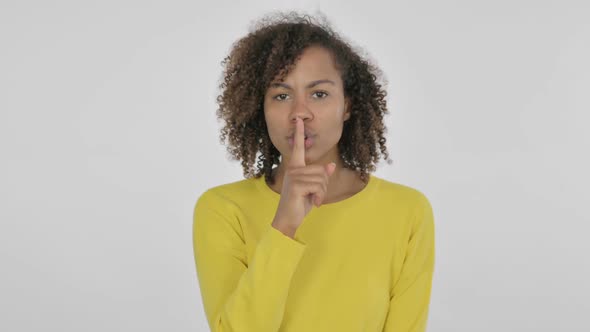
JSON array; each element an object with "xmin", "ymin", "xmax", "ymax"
[{"xmin": 290, "ymin": 117, "xmax": 306, "ymax": 167}]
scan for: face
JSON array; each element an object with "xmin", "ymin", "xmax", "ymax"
[{"xmin": 263, "ymin": 46, "xmax": 350, "ymax": 166}]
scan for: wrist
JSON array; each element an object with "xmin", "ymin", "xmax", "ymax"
[{"xmin": 271, "ymin": 219, "xmax": 296, "ymax": 238}]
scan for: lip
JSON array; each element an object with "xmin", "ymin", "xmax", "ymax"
[
  {"xmin": 287, "ymin": 129, "xmax": 316, "ymax": 139},
  {"xmin": 287, "ymin": 133, "xmax": 315, "ymax": 139},
  {"xmin": 287, "ymin": 135, "xmax": 315, "ymax": 149}
]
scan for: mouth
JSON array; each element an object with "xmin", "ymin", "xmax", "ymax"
[
  {"xmin": 287, "ymin": 134, "xmax": 314, "ymax": 140},
  {"xmin": 287, "ymin": 135, "xmax": 315, "ymax": 148},
  {"xmin": 287, "ymin": 129, "xmax": 315, "ymax": 139}
]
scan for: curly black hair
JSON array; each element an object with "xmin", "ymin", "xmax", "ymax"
[{"xmin": 215, "ymin": 10, "xmax": 392, "ymax": 185}]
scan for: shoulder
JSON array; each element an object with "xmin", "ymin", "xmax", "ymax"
[
  {"xmin": 193, "ymin": 176, "xmax": 261, "ymax": 211},
  {"xmin": 372, "ymin": 175, "xmax": 432, "ymax": 209},
  {"xmin": 371, "ymin": 175, "xmax": 435, "ymax": 233}
]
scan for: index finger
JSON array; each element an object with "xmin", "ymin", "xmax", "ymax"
[{"xmin": 289, "ymin": 117, "xmax": 306, "ymax": 168}]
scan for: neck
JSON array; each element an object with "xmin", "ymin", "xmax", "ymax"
[{"xmin": 270, "ymin": 159, "xmax": 360, "ymax": 199}]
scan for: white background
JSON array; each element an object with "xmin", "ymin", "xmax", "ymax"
[{"xmin": 1, "ymin": 0, "xmax": 589, "ymax": 331}]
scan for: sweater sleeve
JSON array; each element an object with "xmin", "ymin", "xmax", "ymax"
[
  {"xmin": 192, "ymin": 190, "xmax": 306, "ymax": 332},
  {"xmin": 382, "ymin": 193, "xmax": 436, "ymax": 332}
]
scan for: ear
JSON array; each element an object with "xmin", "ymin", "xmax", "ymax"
[{"xmin": 343, "ymin": 98, "xmax": 351, "ymax": 121}]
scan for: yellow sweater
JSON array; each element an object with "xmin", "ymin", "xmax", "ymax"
[{"xmin": 192, "ymin": 173, "xmax": 436, "ymax": 332}]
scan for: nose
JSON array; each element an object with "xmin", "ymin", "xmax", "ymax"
[{"xmin": 289, "ymin": 98, "xmax": 313, "ymax": 123}]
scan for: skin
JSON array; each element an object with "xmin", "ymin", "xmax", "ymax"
[{"xmin": 263, "ymin": 46, "xmax": 367, "ymax": 205}]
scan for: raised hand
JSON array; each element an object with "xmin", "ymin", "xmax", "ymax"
[{"xmin": 271, "ymin": 117, "xmax": 337, "ymax": 238}]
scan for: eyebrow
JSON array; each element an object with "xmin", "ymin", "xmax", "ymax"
[{"xmin": 269, "ymin": 79, "xmax": 336, "ymax": 90}]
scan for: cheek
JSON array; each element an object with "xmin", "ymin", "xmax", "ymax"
[
  {"xmin": 326, "ymin": 117, "xmax": 346, "ymax": 141},
  {"xmin": 264, "ymin": 115, "xmax": 279, "ymax": 137},
  {"xmin": 263, "ymin": 117, "xmax": 283, "ymax": 149}
]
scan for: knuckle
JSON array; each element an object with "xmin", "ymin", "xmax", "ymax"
[
  {"xmin": 319, "ymin": 192, "xmax": 326, "ymax": 204},
  {"xmin": 318, "ymin": 182, "xmax": 325, "ymax": 193}
]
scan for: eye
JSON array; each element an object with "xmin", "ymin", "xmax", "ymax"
[
  {"xmin": 312, "ymin": 91, "xmax": 328, "ymax": 99},
  {"xmin": 273, "ymin": 93, "xmax": 289, "ymax": 101}
]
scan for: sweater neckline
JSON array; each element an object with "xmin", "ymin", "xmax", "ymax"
[{"xmin": 253, "ymin": 172, "xmax": 378, "ymax": 210}]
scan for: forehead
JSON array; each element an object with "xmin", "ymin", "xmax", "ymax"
[{"xmin": 273, "ymin": 46, "xmax": 341, "ymax": 83}]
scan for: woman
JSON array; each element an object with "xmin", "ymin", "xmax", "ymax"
[{"xmin": 193, "ymin": 11, "xmax": 435, "ymax": 332}]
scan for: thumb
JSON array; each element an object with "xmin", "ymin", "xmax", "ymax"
[{"xmin": 325, "ymin": 162, "xmax": 336, "ymax": 177}]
